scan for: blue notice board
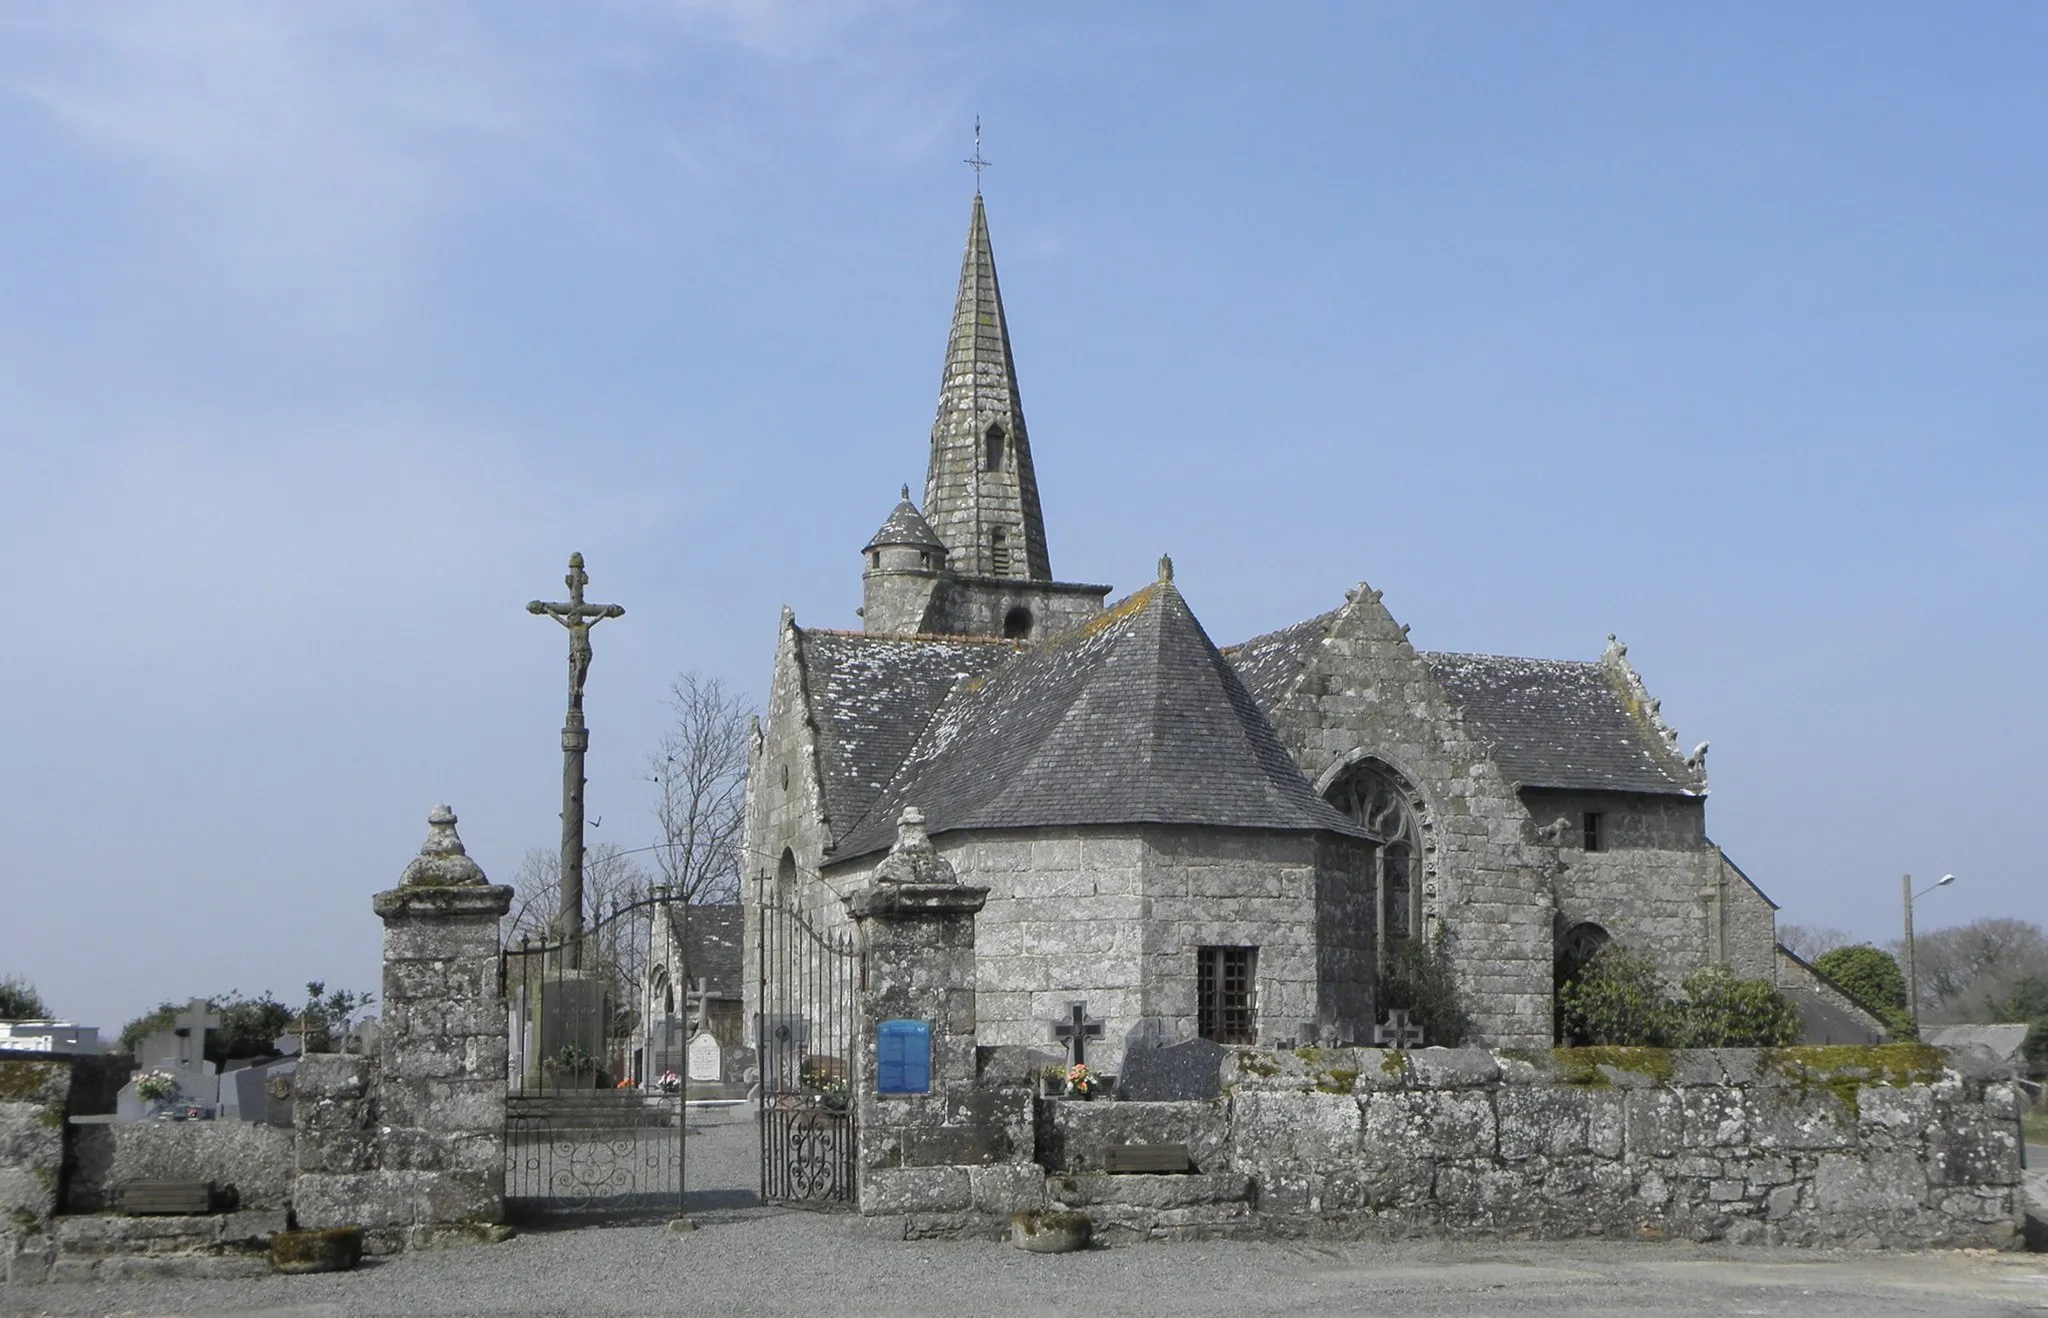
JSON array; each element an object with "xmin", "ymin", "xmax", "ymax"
[{"xmin": 876, "ymin": 1019, "xmax": 931, "ymax": 1094}]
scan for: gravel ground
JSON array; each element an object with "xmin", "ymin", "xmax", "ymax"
[{"xmin": 6, "ymin": 1113, "xmax": 2044, "ymax": 1318}]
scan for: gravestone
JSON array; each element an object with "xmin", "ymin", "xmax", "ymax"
[
  {"xmin": 115, "ymin": 999, "xmax": 221, "ymax": 1121},
  {"xmin": 1116, "ymin": 1037, "xmax": 1227, "ymax": 1102},
  {"xmin": 1051, "ymin": 1001, "xmax": 1104, "ymax": 1069},
  {"xmin": 686, "ymin": 1030, "xmax": 722, "ymax": 1083},
  {"xmin": 1372, "ymin": 1009, "xmax": 1425, "ymax": 1049}
]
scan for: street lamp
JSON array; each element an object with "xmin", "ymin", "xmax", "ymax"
[{"xmin": 1902, "ymin": 872, "xmax": 1957, "ymax": 1032}]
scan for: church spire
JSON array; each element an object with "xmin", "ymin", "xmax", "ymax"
[{"xmin": 922, "ymin": 192, "xmax": 1051, "ymax": 581}]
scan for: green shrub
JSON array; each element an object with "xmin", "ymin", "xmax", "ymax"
[
  {"xmin": 1561, "ymin": 946, "xmax": 1798, "ymax": 1048},
  {"xmin": 1378, "ymin": 927, "xmax": 1472, "ymax": 1047},
  {"xmin": 0, "ymin": 976, "xmax": 47, "ymax": 1021},
  {"xmin": 1559, "ymin": 945, "xmax": 1674, "ymax": 1046},
  {"xmin": 1670, "ymin": 966, "xmax": 1800, "ymax": 1047},
  {"xmin": 1812, "ymin": 944, "xmax": 1915, "ymax": 1037}
]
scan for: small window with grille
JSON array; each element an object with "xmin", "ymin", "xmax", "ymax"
[
  {"xmin": 1197, "ymin": 946, "xmax": 1257, "ymax": 1044},
  {"xmin": 1582, "ymin": 811, "xmax": 1604, "ymax": 853},
  {"xmin": 989, "ymin": 527, "xmax": 1012, "ymax": 574}
]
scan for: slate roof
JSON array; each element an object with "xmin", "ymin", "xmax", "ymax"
[
  {"xmin": 1224, "ymin": 610, "xmax": 1337, "ymax": 713},
  {"xmin": 1419, "ymin": 652, "xmax": 1699, "ymax": 796},
  {"xmin": 864, "ymin": 488, "xmax": 946, "ymax": 552},
  {"xmin": 798, "ymin": 628, "xmax": 1019, "ymax": 847},
  {"xmin": 663, "ymin": 904, "xmax": 745, "ymax": 998},
  {"xmin": 834, "ymin": 582, "xmax": 1376, "ymax": 861},
  {"xmin": 1220, "ymin": 606, "xmax": 1701, "ymax": 797}
]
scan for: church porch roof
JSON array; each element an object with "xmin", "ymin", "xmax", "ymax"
[
  {"xmin": 795, "ymin": 627, "xmax": 1021, "ymax": 850},
  {"xmin": 1418, "ymin": 651, "xmax": 1703, "ymax": 796},
  {"xmin": 834, "ymin": 574, "xmax": 1376, "ymax": 861}
]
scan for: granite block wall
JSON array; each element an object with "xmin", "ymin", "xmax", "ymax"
[
  {"xmin": 65, "ymin": 1120, "xmax": 293, "ymax": 1212},
  {"xmin": 0, "ymin": 1058, "xmax": 69, "ymax": 1282},
  {"xmin": 1028, "ymin": 1044, "xmax": 2023, "ymax": 1248}
]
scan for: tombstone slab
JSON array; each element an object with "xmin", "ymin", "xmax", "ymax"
[
  {"xmin": 1116, "ymin": 1038, "xmax": 1228, "ymax": 1102},
  {"xmin": 686, "ymin": 1031, "xmax": 723, "ymax": 1083}
]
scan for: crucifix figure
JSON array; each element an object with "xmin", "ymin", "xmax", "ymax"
[
  {"xmin": 1051, "ymin": 1001, "xmax": 1104, "ymax": 1069},
  {"xmin": 1372, "ymin": 1008, "xmax": 1425, "ymax": 1049},
  {"xmin": 527, "ymin": 552, "xmax": 625, "ymax": 961}
]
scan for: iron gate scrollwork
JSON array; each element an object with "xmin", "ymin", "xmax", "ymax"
[
  {"xmin": 757, "ymin": 892, "xmax": 860, "ymax": 1207},
  {"xmin": 501, "ymin": 891, "xmax": 692, "ymax": 1222}
]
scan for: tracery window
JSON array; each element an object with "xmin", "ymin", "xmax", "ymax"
[{"xmin": 1327, "ymin": 761, "xmax": 1423, "ymax": 940}]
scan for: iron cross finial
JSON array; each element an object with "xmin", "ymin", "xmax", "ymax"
[{"xmin": 963, "ymin": 117, "xmax": 991, "ymax": 192}]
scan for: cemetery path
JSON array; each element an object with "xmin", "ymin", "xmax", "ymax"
[{"xmin": 6, "ymin": 1119, "xmax": 2044, "ymax": 1317}]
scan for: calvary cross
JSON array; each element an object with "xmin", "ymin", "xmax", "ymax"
[
  {"xmin": 1052, "ymin": 1001, "xmax": 1104, "ymax": 1068},
  {"xmin": 528, "ymin": 552, "xmax": 625, "ymax": 957}
]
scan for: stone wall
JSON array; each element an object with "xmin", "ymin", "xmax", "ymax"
[
  {"xmin": 1026, "ymin": 1045, "xmax": 2025, "ymax": 1249},
  {"xmin": 0, "ymin": 1058, "xmax": 69, "ymax": 1281},
  {"xmin": 65, "ymin": 1120, "xmax": 293, "ymax": 1212}
]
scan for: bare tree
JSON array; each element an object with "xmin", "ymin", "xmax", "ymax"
[
  {"xmin": 1891, "ymin": 917, "xmax": 2048, "ymax": 1022},
  {"xmin": 1779, "ymin": 925, "xmax": 1853, "ymax": 961},
  {"xmin": 504, "ymin": 844, "xmax": 655, "ymax": 991},
  {"xmin": 647, "ymin": 671, "xmax": 755, "ymax": 906}
]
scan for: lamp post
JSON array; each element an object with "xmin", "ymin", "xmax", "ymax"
[{"xmin": 1901, "ymin": 872, "xmax": 1957, "ymax": 1031}]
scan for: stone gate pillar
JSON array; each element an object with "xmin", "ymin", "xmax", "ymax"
[
  {"xmin": 295, "ymin": 805, "xmax": 514, "ymax": 1248},
  {"xmin": 844, "ymin": 808, "xmax": 1044, "ymax": 1235}
]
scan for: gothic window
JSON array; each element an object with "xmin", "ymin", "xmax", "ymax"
[
  {"xmin": 1197, "ymin": 946, "xmax": 1257, "ymax": 1044},
  {"xmin": 984, "ymin": 422, "xmax": 1006, "ymax": 472},
  {"xmin": 775, "ymin": 847, "xmax": 797, "ymax": 899},
  {"xmin": 1002, "ymin": 605, "xmax": 1032, "ymax": 639},
  {"xmin": 1327, "ymin": 760, "xmax": 1423, "ymax": 940},
  {"xmin": 651, "ymin": 966, "xmax": 674, "ymax": 1018},
  {"xmin": 989, "ymin": 527, "xmax": 1012, "ymax": 574}
]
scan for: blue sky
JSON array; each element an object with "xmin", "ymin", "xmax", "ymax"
[{"xmin": 1, "ymin": 3, "xmax": 2041, "ymax": 1032}]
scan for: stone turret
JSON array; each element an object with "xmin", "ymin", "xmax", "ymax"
[
  {"xmin": 862, "ymin": 487, "xmax": 948, "ymax": 635},
  {"xmin": 856, "ymin": 190, "xmax": 1112, "ymax": 643}
]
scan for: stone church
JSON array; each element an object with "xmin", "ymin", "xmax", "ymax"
[{"xmin": 742, "ymin": 190, "xmax": 1870, "ymax": 1064}]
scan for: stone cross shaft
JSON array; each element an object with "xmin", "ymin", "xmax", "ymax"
[
  {"xmin": 172, "ymin": 999, "xmax": 220, "ymax": 1073},
  {"xmin": 527, "ymin": 552, "xmax": 625, "ymax": 958},
  {"xmin": 1052, "ymin": 1001, "xmax": 1103, "ymax": 1068}
]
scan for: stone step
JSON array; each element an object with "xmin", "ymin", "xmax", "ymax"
[{"xmin": 1045, "ymin": 1172, "xmax": 1255, "ymax": 1210}]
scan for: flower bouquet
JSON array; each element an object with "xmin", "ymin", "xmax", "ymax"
[{"xmin": 134, "ymin": 1069, "xmax": 178, "ymax": 1103}]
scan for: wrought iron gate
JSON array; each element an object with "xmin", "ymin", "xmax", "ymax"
[
  {"xmin": 502, "ymin": 895, "xmax": 685, "ymax": 1222},
  {"xmin": 757, "ymin": 892, "xmax": 860, "ymax": 1207}
]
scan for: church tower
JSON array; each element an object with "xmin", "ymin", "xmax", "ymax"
[
  {"xmin": 923, "ymin": 193, "xmax": 1051, "ymax": 581},
  {"xmin": 860, "ymin": 188, "xmax": 1111, "ymax": 641}
]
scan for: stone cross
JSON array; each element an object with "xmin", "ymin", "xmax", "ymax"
[
  {"xmin": 1372, "ymin": 1008, "xmax": 1425, "ymax": 1049},
  {"xmin": 527, "ymin": 552, "xmax": 625, "ymax": 960},
  {"xmin": 1052, "ymin": 1001, "xmax": 1104, "ymax": 1068},
  {"xmin": 172, "ymin": 999, "xmax": 220, "ymax": 1073}
]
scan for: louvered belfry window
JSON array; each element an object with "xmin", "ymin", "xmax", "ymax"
[{"xmin": 1198, "ymin": 946, "xmax": 1257, "ymax": 1044}]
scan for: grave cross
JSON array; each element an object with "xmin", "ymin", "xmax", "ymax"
[
  {"xmin": 1372, "ymin": 1008, "xmax": 1425, "ymax": 1049},
  {"xmin": 172, "ymin": 999, "xmax": 220, "ymax": 1071},
  {"xmin": 527, "ymin": 553, "xmax": 625, "ymax": 962},
  {"xmin": 1051, "ymin": 1001, "xmax": 1104, "ymax": 1068}
]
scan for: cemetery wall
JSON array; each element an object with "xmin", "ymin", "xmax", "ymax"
[
  {"xmin": 0, "ymin": 1058, "xmax": 70, "ymax": 1280},
  {"xmin": 64, "ymin": 1121, "xmax": 293, "ymax": 1212},
  {"xmin": 1027, "ymin": 1044, "xmax": 2026, "ymax": 1249}
]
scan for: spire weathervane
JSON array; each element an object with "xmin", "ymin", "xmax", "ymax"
[{"xmin": 963, "ymin": 117, "xmax": 991, "ymax": 192}]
